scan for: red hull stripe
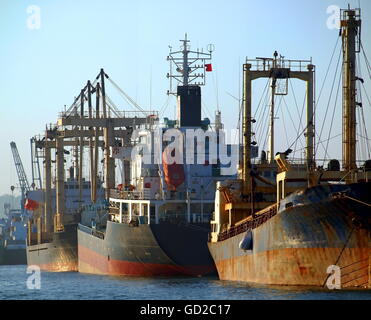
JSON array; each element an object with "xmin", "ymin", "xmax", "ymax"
[{"xmin": 78, "ymin": 245, "xmax": 214, "ymax": 276}]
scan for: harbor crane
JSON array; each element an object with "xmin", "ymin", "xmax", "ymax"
[{"xmin": 10, "ymin": 142, "xmax": 31, "ymax": 212}]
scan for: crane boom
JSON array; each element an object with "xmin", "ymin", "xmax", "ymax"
[{"xmin": 10, "ymin": 142, "xmax": 31, "ymax": 208}]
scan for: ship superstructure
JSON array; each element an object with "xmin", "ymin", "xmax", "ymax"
[{"xmin": 77, "ymin": 36, "xmax": 238, "ymax": 276}]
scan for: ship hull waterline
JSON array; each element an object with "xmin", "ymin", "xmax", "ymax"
[
  {"xmin": 26, "ymin": 224, "xmax": 78, "ymax": 272},
  {"xmin": 209, "ymin": 183, "xmax": 371, "ymax": 288},
  {"xmin": 78, "ymin": 221, "xmax": 216, "ymax": 277}
]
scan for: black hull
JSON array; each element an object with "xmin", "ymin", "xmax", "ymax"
[
  {"xmin": 0, "ymin": 247, "xmax": 27, "ymax": 265},
  {"xmin": 78, "ymin": 221, "xmax": 216, "ymax": 276}
]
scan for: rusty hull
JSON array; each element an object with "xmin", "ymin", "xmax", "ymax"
[{"xmin": 208, "ymin": 182, "xmax": 371, "ymax": 288}]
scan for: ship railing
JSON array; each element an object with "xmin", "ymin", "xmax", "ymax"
[
  {"xmin": 143, "ymin": 189, "xmax": 151, "ymax": 199},
  {"xmin": 92, "ymin": 229, "xmax": 105, "ymax": 240},
  {"xmin": 111, "ymin": 212, "xmax": 210, "ymax": 227},
  {"xmin": 78, "ymin": 224, "xmax": 105, "ymax": 240},
  {"xmin": 110, "ymin": 189, "xmax": 211, "ymax": 202},
  {"xmin": 217, "ymin": 205, "xmax": 278, "ymax": 242},
  {"xmin": 78, "ymin": 224, "xmax": 91, "ymax": 234},
  {"xmin": 278, "ymin": 158, "xmax": 370, "ymax": 169},
  {"xmin": 109, "ymin": 213, "xmax": 148, "ymax": 226},
  {"xmin": 109, "ymin": 189, "xmax": 148, "ymax": 200},
  {"xmin": 246, "ymin": 58, "xmax": 312, "ymax": 72},
  {"xmin": 58, "ymin": 110, "xmax": 159, "ymax": 120},
  {"xmin": 120, "ymin": 215, "xmax": 132, "ymax": 224}
]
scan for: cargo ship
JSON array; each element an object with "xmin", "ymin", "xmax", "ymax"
[
  {"xmin": 208, "ymin": 8, "xmax": 371, "ymax": 288},
  {"xmin": 26, "ymin": 173, "xmax": 104, "ymax": 272},
  {"xmin": 0, "ymin": 204, "xmax": 27, "ymax": 265},
  {"xmin": 25, "ymin": 69, "xmax": 152, "ymax": 272},
  {"xmin": 77, "ymin": 36, "xmax": 237, "ymax": 276}
]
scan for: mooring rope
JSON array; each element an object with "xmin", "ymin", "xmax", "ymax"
[
  {"xmin": 322, "ymin": 225, "xmax": 355, "ymax": 288},
  {"xmin": 344, "ymin": 195, "xmax": 371, "ymax": 208}
]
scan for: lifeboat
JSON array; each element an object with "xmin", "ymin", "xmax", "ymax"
[{"xmin": 162, "ymin": 149, "xmax": 185, "ymax": 191}]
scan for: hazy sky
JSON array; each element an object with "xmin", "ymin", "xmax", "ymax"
[{"xmin": 0, "ymin": 0, "xmax": 370, "ymax": 196}]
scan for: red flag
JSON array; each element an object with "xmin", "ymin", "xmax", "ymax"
[
  {"xmin": 25, "ymin": 199, "xmax": 39, "ymax": 211},
  {"xmin": 205, "ymin": 64, "xmax": 213, "ymax": 72}
]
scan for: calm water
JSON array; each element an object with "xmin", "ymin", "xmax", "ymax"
[{"xmin": 1, "ymin": 265, "xmax": 371, "ymax": 300}]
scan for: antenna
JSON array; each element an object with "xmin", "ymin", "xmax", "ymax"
[
  {"xmin": 150, "ymin": 65, "xmax": 152, "ymax": 110},
  {"xmin": 167, "ymin": 34, "xmax": 214, "ymax": 95}
]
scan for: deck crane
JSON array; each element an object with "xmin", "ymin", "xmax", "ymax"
[{"xmin": 10, "ymin": 141, "xmax": 31, "ymax": 212}]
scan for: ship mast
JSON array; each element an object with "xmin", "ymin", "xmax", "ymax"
[
  {"xmin": 268, "ymin": 52, "xmax": 278, "ymax": 163},
  {"xmin": 341, "ymin": 8, "xmax": 361, "ymax": 177},
  {"xmin": 242, "ymin": 64, "xmax": 253, "ymax": 196},
  {"xmin": 242, "ymin": 54, "xmax": 314, "ymax": 195},
  {"xmin": 167, "ymin": 35, "xmax": 214, "ymax": 128},
  {"xmin": 167, "ymin": 34, "xmax": 213, "ymax": 94},
  {"xmin": 181, "ymin": 35, "xmax": 190, "ymax": 86}
]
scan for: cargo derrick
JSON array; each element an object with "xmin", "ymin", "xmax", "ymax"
[{"xmin": 26, "ymin": 69, "xmax": 152, "ymax": 272}]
